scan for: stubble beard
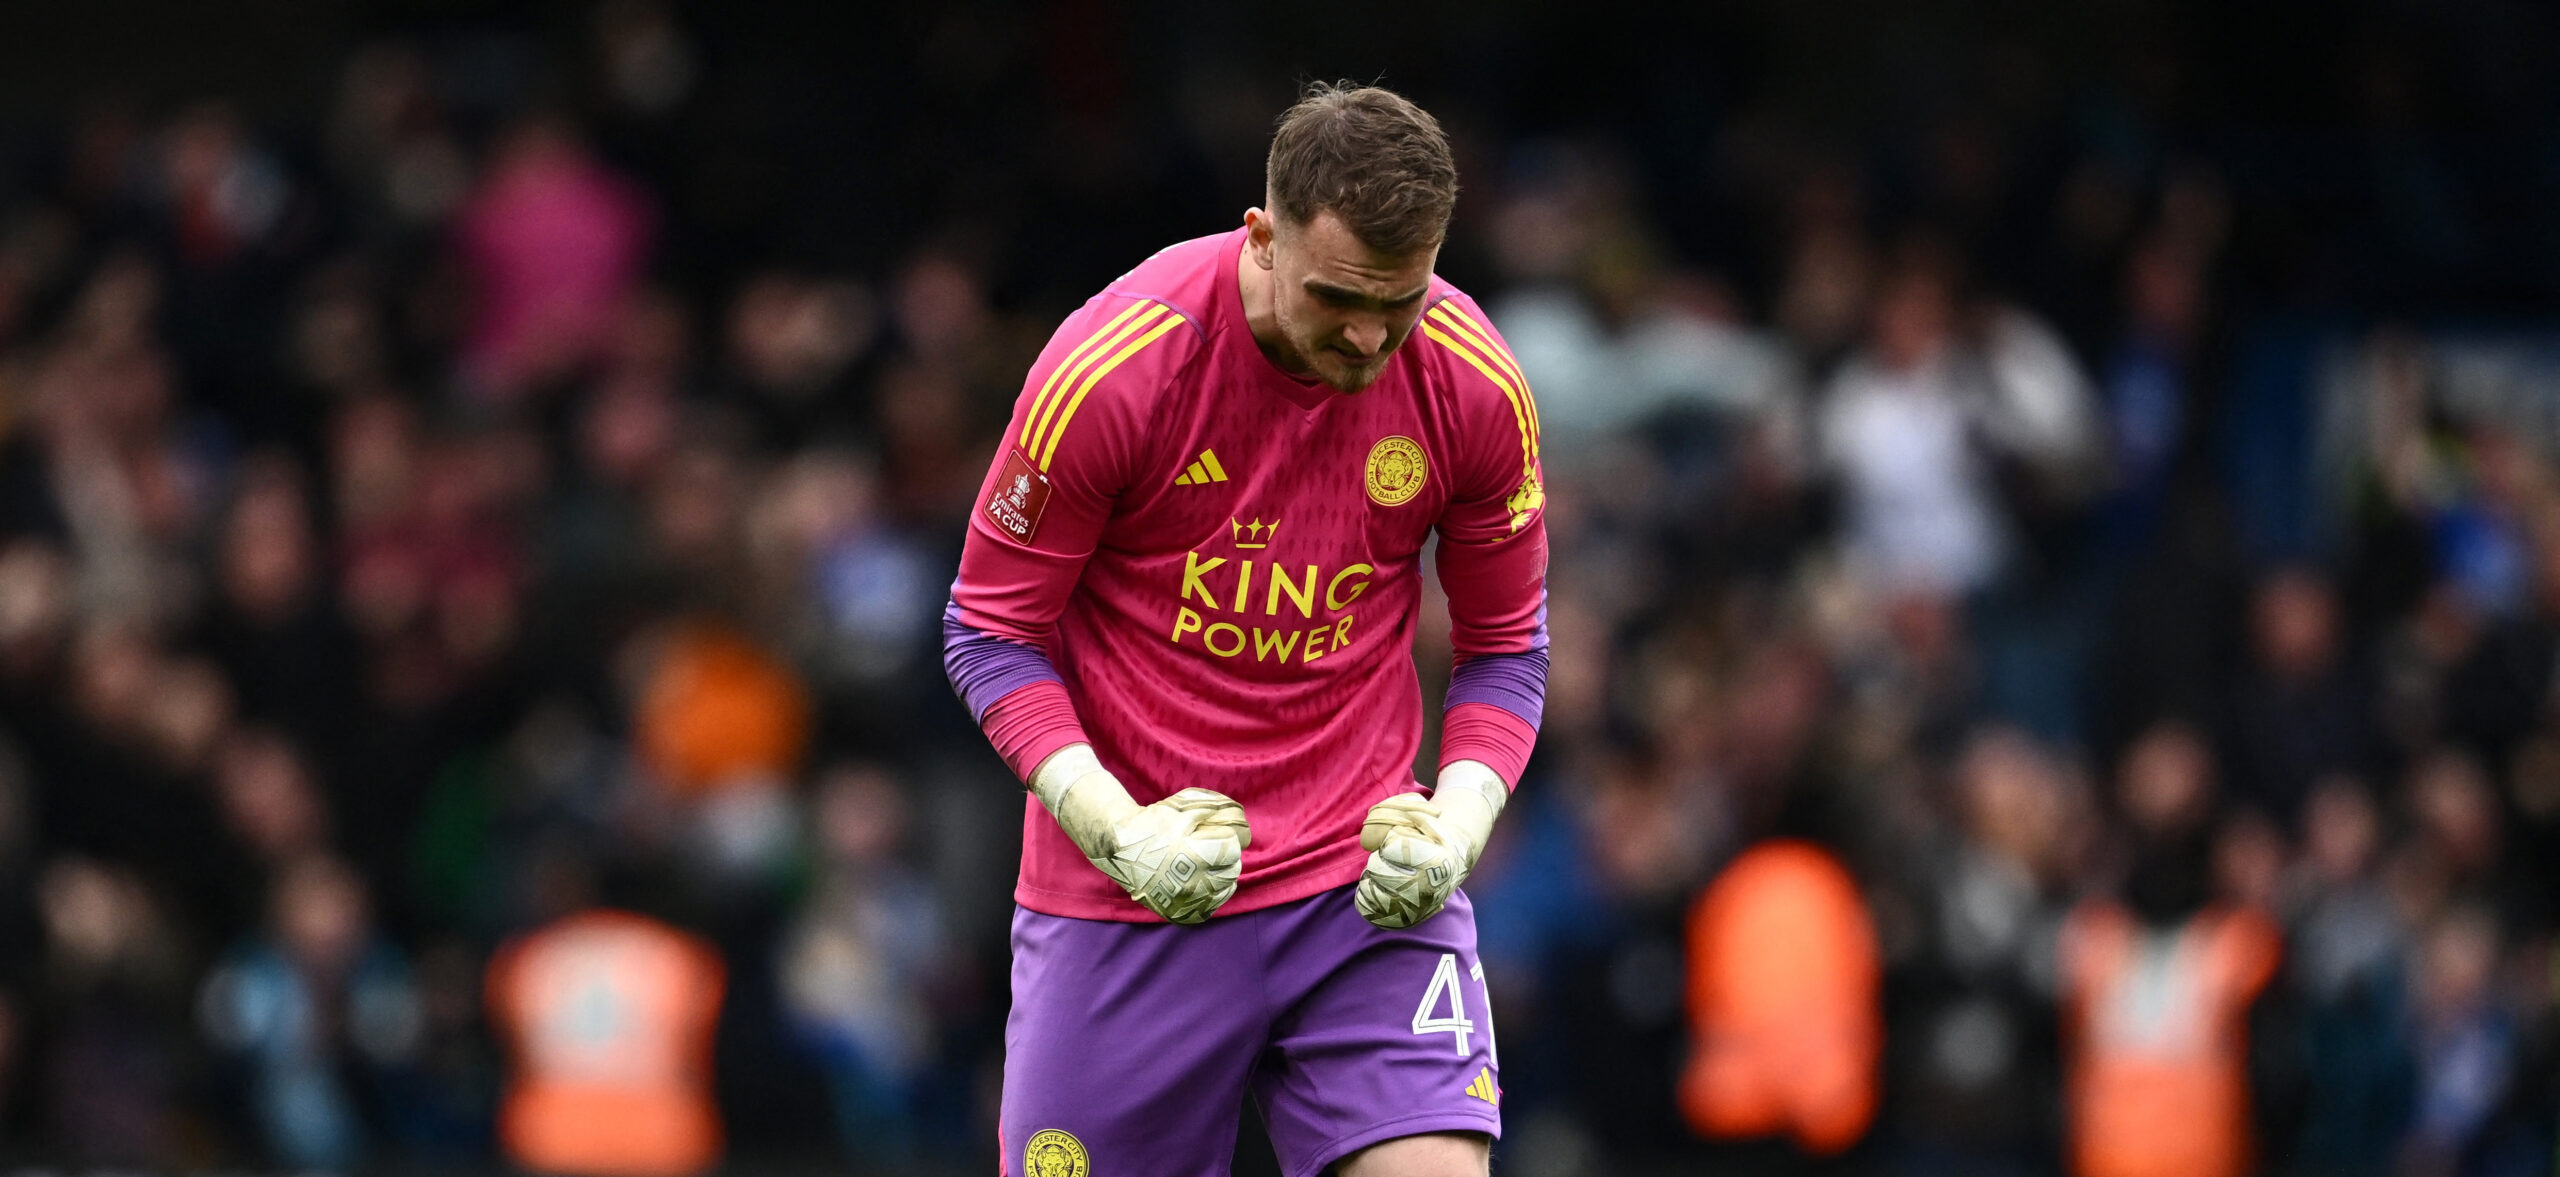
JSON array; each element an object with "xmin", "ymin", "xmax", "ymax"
[
  {"xmin": 1326, "ymin": 360, "xmax": 1387, "ymax": 393},
  {"xmin": 1297, "ymin": 327, "xmax": 1390, "ymax": 393}
]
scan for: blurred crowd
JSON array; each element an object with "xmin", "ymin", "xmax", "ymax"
[{"xmin": 0, "ymin": 3, "xmax": 2553, "ymax": 1176}]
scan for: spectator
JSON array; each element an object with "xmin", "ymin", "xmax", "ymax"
[
  {"xmin": 486, "ymin": 900, "xmax": 725, "ymax": 1177},
  {"xmin": 1679, "ymin": 838, "xmax": 1881, "ymax": 1158},
  {"xmin": 195, "ymin": 454, "xmax": 361, "ymax": 753},
  {"xmin": 631, "ymin": 620, "xmax": 810, "ymax": 800},
  {"xmin": 33, "ymin": 857, "xmax": 191, "ymax": 1166},
  {"xmin": 455, "ymin": 116, "xmax": 651, "ymax": 401},
  {"xmin": 1895, "ymin": 726, "xmax": 2083, "ymax": 1168},
  {"xmin": 2228, "ymin": 568, "xmax": 2373, "ymax": 822},
  {"xmin": 723, "ymin": 272, "xmax": 877, "ymax": 452},
  {"xmin": 2097, "ymin": 237, "xmax": 2208, "ymax": 552},
  {"xmin": 2054, "ymin": 720, "xmax": 2282, "ymax": 1177},
  {"xmin": 778, "ymin": 763, "xmax": 947, "ymax": 1165},
  {"xmin": 211, "ymin": 728, "xmax": 330, "ymax": 865},
  {"xmin": 200, "ymin": 855, "xmax": 422, "ymax": 1170},
  {"xmin": 2282, "ymin": 778, "xmax": 2416, "ymax": 1175},
  {"xmin": 2400, "ymin": 906, "xmax": 2519, "ymax": 1176},
  {"xmin": 1818, "ymin": 249, "xmax": 2005, "ymax": 598}
]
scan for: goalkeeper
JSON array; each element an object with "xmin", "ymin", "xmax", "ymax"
[{"xmin": 944, "ymin": 82, "xmax": 1546, "ymax": 1177}]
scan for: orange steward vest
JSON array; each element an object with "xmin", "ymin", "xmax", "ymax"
[
  {"xmin": 1678, "ymin": 839, "xmax": 1882, "ymax": 1155},
  {"xmin": 2058, "ymin": 902, "xmax": 2279, "ymax": 1177},
  {"xmin": 488, "ymin": 910, "xmax": 726, "ymax": 1177}
]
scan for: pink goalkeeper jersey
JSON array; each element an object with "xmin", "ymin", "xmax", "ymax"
[{"xmin": 945, "ymin": 227, "xmax": 1549, "ymax": 921}]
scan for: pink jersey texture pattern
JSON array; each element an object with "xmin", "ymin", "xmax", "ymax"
[{"xmin": 946, "ymin": 227, "xmax": 1548, "ymax": 922}]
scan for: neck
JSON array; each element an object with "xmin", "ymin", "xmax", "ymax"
[{"xmin": 1237, "ymin": 237, "xmax": 1308, "ymax": 377}]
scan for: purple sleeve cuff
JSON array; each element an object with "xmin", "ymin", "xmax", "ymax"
[
  {"xmin": 1446, "ymin": 648, "xmax": 1547, "ymax": 730},
  {"xmin": 943, "ymin": 600, "xmax": 1062, "ymax": 721}
]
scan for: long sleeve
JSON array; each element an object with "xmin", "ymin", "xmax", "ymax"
[
  {"xmin": 945, "ymin": 293, "xmax": 1184, "ymax": 779},
  {"xmin": 1424, "ymin": 295, "xmax": 1549, "ymax": 786},
  {"xmin": 1434, "ymin": 534, "xmax": 1548, "ymax": 784},
  {"xmin": 943, "ymin": 603, "xmax": 1086, "ymax": 779}
]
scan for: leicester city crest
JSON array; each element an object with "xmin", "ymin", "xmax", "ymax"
[
  {"xmin": 1365, "ymin": 435, "xmax": 1427, "ymax": 507},
  {"xmin": 1023, "ymin": 1128, "xmax": 1089, "ymax": 1177}
]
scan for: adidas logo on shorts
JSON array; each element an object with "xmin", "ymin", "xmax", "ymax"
[{"xmin": 1463, "ymin": 1066, "xmax": 1498, "ymax": 1107}]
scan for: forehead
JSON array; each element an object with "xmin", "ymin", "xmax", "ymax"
[{"xmin": 1277, "ymin": 209, "xmax": 1436, "ymax": 292}]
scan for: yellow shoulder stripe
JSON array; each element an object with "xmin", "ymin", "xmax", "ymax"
[
  {"xmin": 1037, "ymin": 311, "xmax": 1188, "ymax": 470},
  {"xmin": 1422, "ymin": 321, "xmax": 1539, "ymax": 476},
  {"xmin": 1022, "ymin": 299, "xmax": 1160, "ymax": 454},
  {"xmin": 1427, "ymin": 303, "xmax": 1538, "ymax": 438}
]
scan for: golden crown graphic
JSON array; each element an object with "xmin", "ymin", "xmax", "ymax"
[{"xmin": 1230, "ymin": 517, "xmax": 1279, "ymax": 549}]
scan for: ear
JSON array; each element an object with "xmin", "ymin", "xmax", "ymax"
[{"xmin": 1243, "ymin": 207, "xmax": 1276, "ymax": 270}]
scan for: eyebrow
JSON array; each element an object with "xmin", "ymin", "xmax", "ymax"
[{"xmin": 1304, "ymin": 280, "xmax": 1430, "ymax": 309}]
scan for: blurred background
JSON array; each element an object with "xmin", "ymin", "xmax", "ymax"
[{"xmin": 0, "ymin": 1, "xmax": 2554, "ymax": 1175}]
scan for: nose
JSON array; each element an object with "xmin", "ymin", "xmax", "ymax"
[{"xmin": 1342, "ymin": 318, "xmax": 1387, "ymax": 357}]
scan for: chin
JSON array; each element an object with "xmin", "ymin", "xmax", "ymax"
[{"xmin": 1321, "ymin": 362, "xmax": 1388, "ymax": 393}]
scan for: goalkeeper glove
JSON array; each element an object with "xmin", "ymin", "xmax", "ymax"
[
  {"xmin": 1029, "ymin": 744, "xmax": 1251, "ymax": 925},
  {"xmin": 1355, "ymin": 759, "xmax": 1509, "ymax": 929}
]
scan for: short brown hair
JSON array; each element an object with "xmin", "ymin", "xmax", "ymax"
[{"xmin": 1265, "ymin": 82, "xmax": 1457, "ymax": 255}]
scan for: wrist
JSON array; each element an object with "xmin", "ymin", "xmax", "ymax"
[
  {"xmin": 1028, "ymin": 743, "xmax": 1137, "ymax": 863},
  {"xmin": 1435, "ymin": 759, "xmax": 1508, "ymax": 815},
  {"xmin": 1027, "ymin": 743, "xmax": 1102, "ymax": 811},
  {"xmin": 1430, "ymin": 759, "xmax": 1508, "ymax": 861}
]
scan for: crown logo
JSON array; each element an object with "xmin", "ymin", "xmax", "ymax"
[{"xmin": 1229, "ymin": 517, "xmax": 1278, "ymax": 549}]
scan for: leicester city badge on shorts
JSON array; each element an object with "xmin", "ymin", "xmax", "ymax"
[
  {"xmin": 1023, "ymin": 1128, "xmax": 1089, "ymax": 1177},
  {"xmin": 1365, "ymin": 435, "xmax": 1427, "ymax": 507}
]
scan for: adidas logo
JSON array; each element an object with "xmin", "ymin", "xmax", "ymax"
[
  {"xmin": 1463, "ymin": 1066, "xmax": 1498, "ymax": 1107},
  {"xmin": 1173, "ymin": 449, "xmax": 1229, "ymax": 486}
]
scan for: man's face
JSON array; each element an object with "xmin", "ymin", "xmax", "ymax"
[{"xmin": 1250, "ymin": 208, "xmax": 1438, "ymax": 392}]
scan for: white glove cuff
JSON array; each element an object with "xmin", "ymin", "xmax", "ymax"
[
  {"xmin": 1028, "ymin": 743, "xmax": 1105, "ymax": 812},
  {"xmin": 1436, "ymin": 758, "xmax": 1509, "ymax": 813},
  {"xmin": 1028, "ymin": 743, "xmax": 1138, "ymax": 864},
  {"xmin": 1432, "ymin": 759, "xmax": 1509, "ymax": 856}
]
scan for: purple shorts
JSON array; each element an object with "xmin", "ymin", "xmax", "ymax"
[{"xmin": 1001, "ymin": 884, "xmax": 1500, "ymax": 1177}]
